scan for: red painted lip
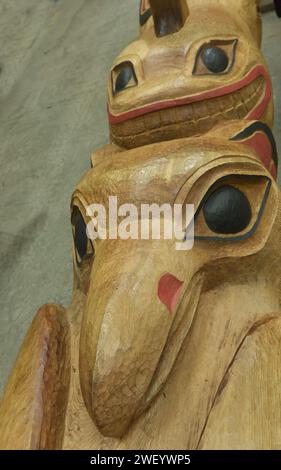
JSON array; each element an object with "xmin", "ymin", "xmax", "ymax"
[{"xmin": 108, "ymin": 65, "xmax": 272, "ymax": 125}]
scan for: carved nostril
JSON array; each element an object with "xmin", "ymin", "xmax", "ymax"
[{"xmin": 158, "ymin": 273, "xmax": 184, "ymax": 313}]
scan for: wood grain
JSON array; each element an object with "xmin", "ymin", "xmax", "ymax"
[
  {"xmin": 109, "ymin": 0, "xmax": 268, "ymax": 149},
  {"xmin": 0, "ymin": 304, "xmax": 70, "ymax": 450},
  {"xmin": 0, "ymin": 0, "xmax": 280, "ymax": 450}
]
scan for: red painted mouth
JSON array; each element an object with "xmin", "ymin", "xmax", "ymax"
[{"xmin": 108, "ymin": 65, "xmax": 272, "ymax": 125}]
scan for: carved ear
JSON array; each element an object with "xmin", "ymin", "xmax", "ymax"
[{"xmin": 149, "ymin": 0, "xmax": 189, "ymax": 38}]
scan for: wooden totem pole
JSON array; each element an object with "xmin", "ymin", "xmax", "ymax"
[{"xmin": 0, "ymin": 0, "xmax": 280, "ymax": 450}]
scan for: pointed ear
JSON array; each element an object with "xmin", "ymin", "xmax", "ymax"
[
  {"xmin": 149, "ymin": 0, "xmax": 189, "ymax": 37},
  {"xmin": 139, "ymin": 0, "xmax": 152, "ymax": 27}
]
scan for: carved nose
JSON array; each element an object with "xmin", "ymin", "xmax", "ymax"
[{"xmin": 158, "ymin": 273, "xmax": 184, "ymax": 313}]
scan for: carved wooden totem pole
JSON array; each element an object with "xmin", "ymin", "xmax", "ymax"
[{"xmin": 0, "ymin": 0, "xmax": 280, "ymax": 450}]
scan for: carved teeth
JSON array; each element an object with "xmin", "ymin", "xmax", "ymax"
[
  {"xmin": 111, "ymin": 76, "xmax": 265, "ymax": 148},
  {"xmin": 144, "ymin": 112, "xmax": 161, "ymax": 130}
]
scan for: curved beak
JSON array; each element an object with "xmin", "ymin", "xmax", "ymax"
[{"xmin": 79, "ymin": 239, "xmax": 199, "ymax": 437}]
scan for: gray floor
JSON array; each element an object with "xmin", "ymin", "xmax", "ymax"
[{"xmin": 0, "ymin": 1, "xmax": 280, "ymax": 395}]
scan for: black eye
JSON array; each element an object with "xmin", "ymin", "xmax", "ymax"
[
  {"xmin": 201, "ymin": 46, "xmax": 229, "ymax": 73},
  {"xmin": 72, "ymin": 208, "xmax": 94, "ymax": 264},
  {"xmin": 74, "ymin": 212, "xmax": 88, "ymax": 260},
  {"xmin": 115, "ymin": 66, "xmax": 132, "ymax": 93},
  {"xmin": 112, "ymin": 62, "xmax": 137, "ymax": 95},
  {"xmin": 203, "ymin": 185, "xmax": 252, "ymax": 234}
]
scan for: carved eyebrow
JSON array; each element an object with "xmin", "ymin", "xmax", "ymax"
[{"xmin": 230, "ymin": 121, "xmax": 278, "ymax": 170}]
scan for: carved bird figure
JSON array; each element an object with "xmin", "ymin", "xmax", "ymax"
[{"xmin": 0, "ymin": 119, "xmax": 280, "ymax": 449}]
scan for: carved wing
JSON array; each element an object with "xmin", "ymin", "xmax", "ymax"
[
  {"xmin": 0, "ymin": 304, "xmax": 70, "ymax": 450},
  {"xmin": 199, "ymin": 315, "xmax": 281, "ymax": 450}
]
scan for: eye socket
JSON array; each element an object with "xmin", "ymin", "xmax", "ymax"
[
  {"xmin": 112, "ymin": 62, "xmax": 138, "ymax": 95},
  {"xmin": 203, "ymin": 185, "xmax": 252, "ymax": 234},
  {"xmin": 71, "ymin": 207, "xmax": 94, "ymax": 265},
  {"xmin": 193, "ymin": 39, "xmax": 237, "ymax": 76}
]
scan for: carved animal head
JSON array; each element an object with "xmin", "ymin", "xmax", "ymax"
[
  {"xmin": 108, "ymin": 0, "xmax": 272, "ymax": 149},
  {"xmin": 71, "ymin": 121, "xmax": 280, "ymax": 438}
]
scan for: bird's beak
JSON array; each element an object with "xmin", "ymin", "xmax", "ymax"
[{"xmin": 78, "ymin": 238, "xmax": 200, "ymax": 437}]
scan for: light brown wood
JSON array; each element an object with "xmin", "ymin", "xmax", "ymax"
[
  {"xmin": 0, "ymin": 304, "xmax": 70, "ymax": 450},
  {"xmin": 109, "ymin": 0, "xmax": 268, "ymax": 149},
  {"xmin": 198, "ymin": 316, "xmax": 281, "ymax": 450},
  {"xmin": 0, "ymin": 0, "xmax": 280, "ymax": 450},
  {"xmin": 0, "ymin": 118, "xmax": 280, "ymax": 449}
]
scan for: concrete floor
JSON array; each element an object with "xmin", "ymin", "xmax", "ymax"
[{"xmin": 0, "ymin": 1, "xmax": 280, "ymax": 395}]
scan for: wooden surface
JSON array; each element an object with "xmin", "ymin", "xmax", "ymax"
[
  {"xmin": 0, "ymin": 304, "xmax": 70, "ymax": 450},
  {"xmin": 109, "ymin": 0, "xmax": 268, "ymax": 149},
  {"xmin": 0, "ymin": 0, "xmax": 281, "ymax": 450},
  {"xmin": 1, "ymin": 0, "xmax": 281, "ymax": 399},
  {"xmin": 0, "ymin": 0, "xmax": 140, "ymax": 395},
  {"xmin": 1, "ymin": 119, "xmax": 280, "ymax": 449},
  {"xmin": 199, "ymin": 316, "xmax": 281, "ymax": 450}
]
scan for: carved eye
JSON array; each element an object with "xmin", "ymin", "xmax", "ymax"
[
  {"xmin": 72, "ymin": 207, "xmax": 94, "ymax": 265},
  {"xmin": 203, "ymin": 185, "xmax": 252, "ymax": 234},
  {"xmin": 112, "ymin": 62, "xmax": 138, "ymax": 95},
  {"xmin": 201, "ymin": 47, "xmax": 229, "ymax": 74},
  {"xmin": 193, "ymin": 40, "xmax": 237, "ymax": 76},
  {"xmin": 192, "ymin": 175, "xmax": 272, "ymax": 242}
]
